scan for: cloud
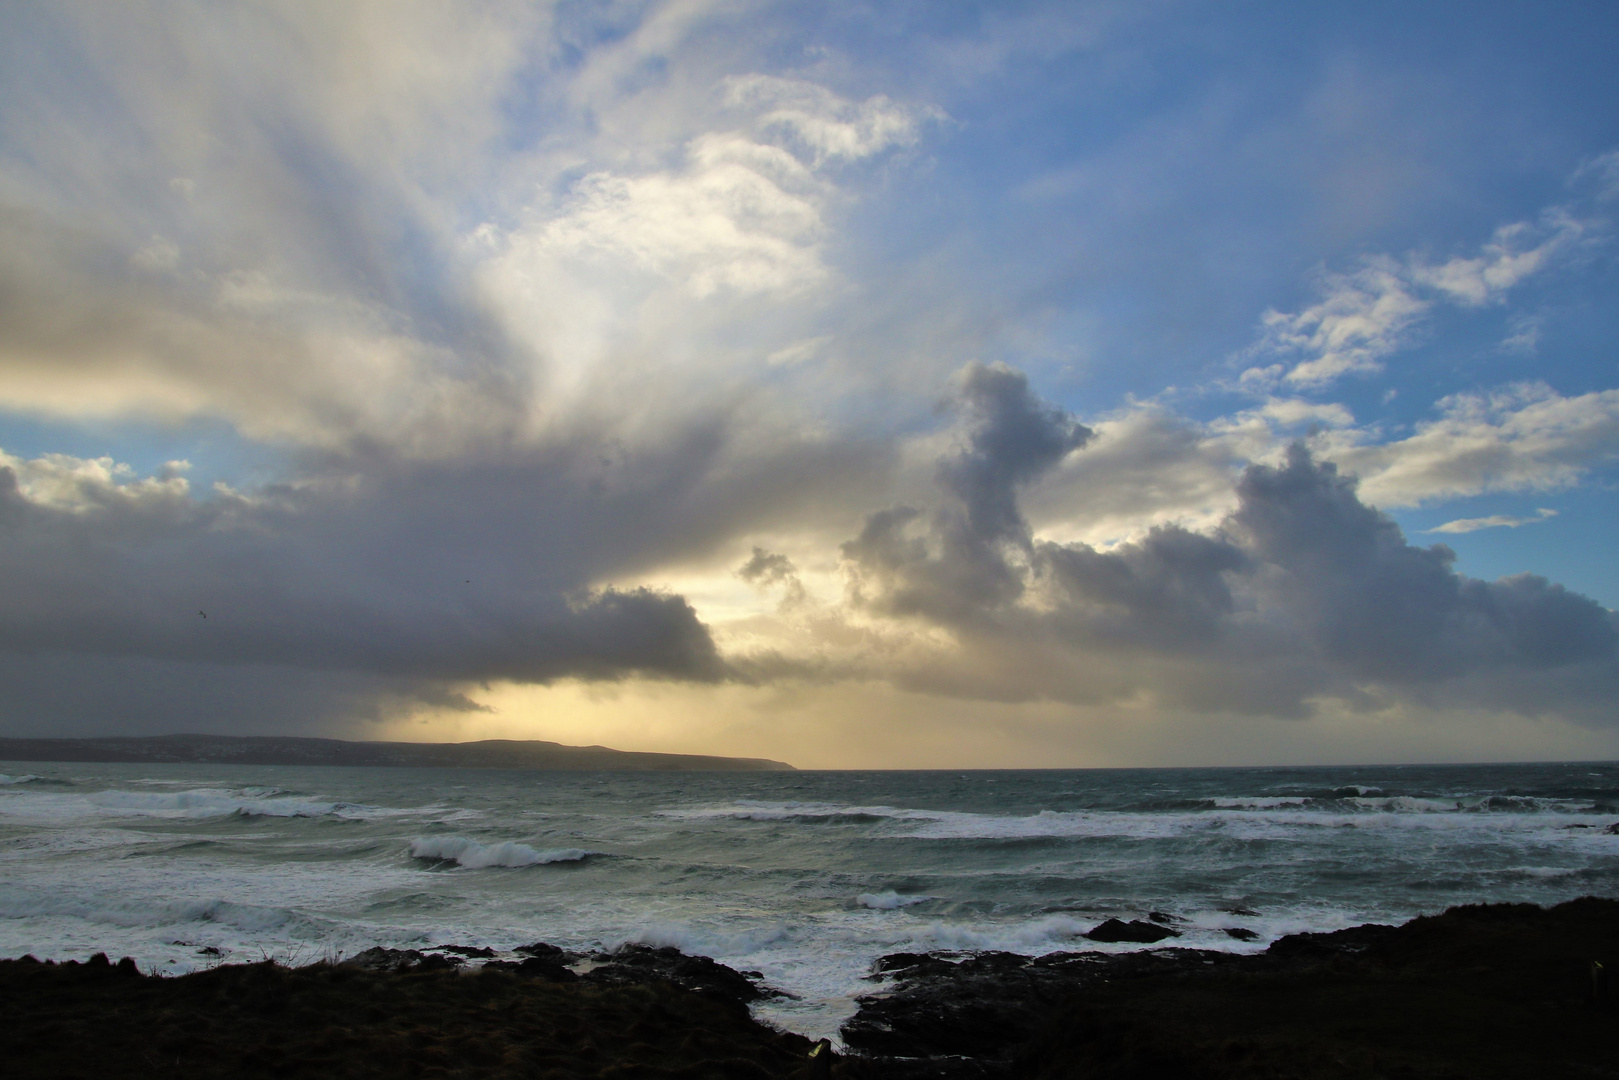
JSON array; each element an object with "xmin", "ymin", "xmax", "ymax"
[
  {"xmin": 722, "ymin": 74, "xmax": 939, "ymax": 165},
  {"xmin": 0, "ymin": 452, "xmax": 726, "ymax": 687},
  {"xmin": 1241, "ymin": 201, "xmax": 1594, "ymax": 388},
  {"xmin": 526, "ymin": 132, "xmax": 828, "ymax": 299},
  {"xmin": 1247, "ymin": 257, "xmax": 1428, "ymax": 387},
  {"xmin": 1327, "ymin": 383, "xmax": 1619, "ymax": 507},
  {"xmin": 0, "ymin": 3, "xmax": 538, "ymax": 450},
  {"xmin": 841, "ymin": 362, "xmax": 1092, "ymax": 622},
  {"xmin": 1426, "ymin": 509, "xmax": 1557, "ymax": 535},
  {"xmin": 831, "ymin": 369, "xmax": 1616, "ymax": 720}
]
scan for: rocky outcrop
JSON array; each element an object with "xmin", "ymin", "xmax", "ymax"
[{"xmin": 838, "ymin": 898, "xmax": 1619, "ymax": 1080}]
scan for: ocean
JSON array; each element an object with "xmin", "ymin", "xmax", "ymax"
[{"xmin": 3, "ymin": 760, "xmax": 1617, "ymax": 1040}]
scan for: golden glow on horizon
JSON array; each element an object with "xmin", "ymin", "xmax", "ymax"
[{"xmin": 365, "ymin": 678, "xmax": 1619, "ymax": 770}]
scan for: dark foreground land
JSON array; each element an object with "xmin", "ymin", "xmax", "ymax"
[
  {"xmin": 0, "ymin": 733, "xmax": 794, "ymax": 771},
  {"xmin": 3, "ymin": 898, "xmax": 1617, "ymax": 1079}
]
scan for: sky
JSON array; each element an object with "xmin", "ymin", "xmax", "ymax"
[{"xmin": 0, "ymin": 0, "xmax": 1616, "ymax": 768}]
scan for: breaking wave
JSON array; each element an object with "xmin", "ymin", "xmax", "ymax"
[{"xmin": 407, "ymin": 836, "xmax": 592, "ymax": 869}]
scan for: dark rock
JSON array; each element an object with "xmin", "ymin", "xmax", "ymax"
[
  {"xmin": 580, "ymin": 944, "xmax": 774, "ymax": 1006},
  {"xmin": 1013, "ymin": 897, "xmax": 1619, "ymax": 1079},
  {"xmin": 1223, "ymin": 927, "xmax": 1260, "ymax": 942},
  {"xmin": 481, "ymin": 956, "xmax": 578, "ymax": 982},
  {"xmin": 197, "ymin": 946, "xmax": 223, "ymax": 956},
  {"xmin": 115, "ymin": 957, "xmax": 139, "ymax": 976},
  {"xmin": 1605, "ymin": 822, "xmax": 1619, "ymax": 835},
  {"xmin": 1084, "ymin": 918, "xmax": 1180, "ymax": 943},
  {"xmin": 513, "ymin": 941, "xmax": 581, "ymax": 962},
  {"xmin": 340, "ymin": 947, "xmax": 461, "ymax": 973},
  {"xmin": 1147, "ymin": 911, "xmax": 1183, "ymax": 925},
  {"xmin": 842, "ymin": 947, "xmax": 1233, "ymax": 1075},
  {"xmin": 435, "ymin": 944, "xmax": 495, "ymax": 958},
  {"xmin": 868, "ymin": 952, "xmax": 961, "ymax": 980},
  {"xmin": 1263, "ymin": 922, "xmax": 1396, "ymax": 959}
]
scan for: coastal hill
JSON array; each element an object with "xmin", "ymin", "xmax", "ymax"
[{"xmin": 0, "ymin": 733, "xmax": 794, "ymax": 772}]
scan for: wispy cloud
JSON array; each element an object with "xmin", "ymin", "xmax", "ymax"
[
  {"xmin": 1426, "ymin": 509, "xmax": 1557, "ymax": 534},
  {"xmin": 1240, "ymin": 202, "xmax": 1595, "ymax": 389}
]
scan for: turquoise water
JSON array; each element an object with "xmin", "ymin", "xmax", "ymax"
[{"xmin": 3, "ymin": 761, "xmax": 1618, "ymax": 1038}]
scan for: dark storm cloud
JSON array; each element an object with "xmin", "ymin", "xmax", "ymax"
[
  {"xmin": 842, "ymin": 362, "xmax": 1093, "ymax": 623},
  {"xmin": 0, "ymin": 457, "xmax": 725, "ymax": 682},
  {"xmin": 840, "ymin": 372, "xmax": 1618, "ymax": 719},
  {"xmin": 737, "ymin": 547, "xmax": 797, "ymax": 587},
  {"xmin": 0, "ymin": 404, "xmax": 897, "ymax": 733},
  {"xmin": 937, "ymin": 362, "xmax": 1094, "ymax": 543},
  {"xmin": 1228, "ymin": 447, "xmax": 1618, "ymax": 683}
]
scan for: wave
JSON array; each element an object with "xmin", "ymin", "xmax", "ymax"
[
  {"xmin": 857, "ymin": 891, "xmax": 931, "ymax": 910},
  {"xmin": 903, "ymin": 913, "xmax": 1092, "ymax": 951},
  {"xmin": 660, "ymin": 800, "xmax": 934, "ymax": 825},
  {"xmin": 0, "ymin": 888, "xmax": 310, "ymax": 933},
  {"xmin": 620, "ymin": 921, "xmax": 794, "ymax": 958},
  {"xmin": 82, "ymin": 788, "xmax": 363, "ymax": 819},
  {"xmin": 407, "ymin": 836, "xmax": 592, "ymax": 869},
  {"xmin": 0, "ymin": 774, "xmax": 44, "ymax": 786},
  {"xmin": 655, "ymin": 794, "xmax": 1617, "ymax": 847}
]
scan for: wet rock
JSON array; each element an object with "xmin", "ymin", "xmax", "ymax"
[
  {"xmin": 867, "ymin": 952, "xmax": 961, "ymax": 980},
  {"xmin": 1223, "ymin": 927, "xmax": 1260, "ymax": 942},
  {"xmin": 1084, "ymin": 918, "xmax": 1180, "ymax": 943},
  {"xmin": 514, "ymin": 941, "xmax": 582, "ymax": 963},
  {"xmin": 436, "ymin": 944, "xmax": 495, "ymax": 958}
]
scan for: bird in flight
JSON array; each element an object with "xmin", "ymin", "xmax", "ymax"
[{"xmin": 199, "ymin": 611, "xmax": 206, "ymax": 618}]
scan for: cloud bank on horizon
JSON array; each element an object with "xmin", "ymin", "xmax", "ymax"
[{"xmin": 0, "ymin": 1, "xmax": 1615, "ymax": 766}]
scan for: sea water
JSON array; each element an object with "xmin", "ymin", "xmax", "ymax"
[{"xmin": 3, "ymin": 761, "xmax": 1618, "ymax": 1039}]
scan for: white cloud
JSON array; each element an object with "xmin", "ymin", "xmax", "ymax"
[
  {"xmin": 1426, "ymin": 509, "xmax": 1556, "ymax": 535},
  {"xmin": 0, "ymin": 449, "xmax": 191, "ymax": 513},
  {"xmin": 1408, "ymin": 212, "xmax": 1583, "ymax": 307},
  {"xmin": 1257, "ymin": 397, "xmax": 1356, "ymax": 428},
  {"xmin": 1241, "ymin": 199, "xmax": 1598, "ymax": 388},
  {"xmin": 529, "ymin": 132, "xmax": 827, "ymax": 299},
  {"xmin": 1249, "ymin": 258, "xmax": 1428, "ymax": 387},
  {"xmin": 1325, "ymin": 383, "xmax": 1619, "ymax": 507},
  {"xmin": 723, "ymin": 75, "xmax": 938, "ymax": 165}
]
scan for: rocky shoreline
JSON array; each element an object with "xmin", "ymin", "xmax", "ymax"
[{"xmin": 4, "ymin": 898, "xmax": 1617, "ymax": 1078}]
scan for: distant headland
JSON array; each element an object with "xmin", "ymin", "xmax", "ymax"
[{"xmin": 0, "ymin": 734, "xmax": 794, "ymax": 772}]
